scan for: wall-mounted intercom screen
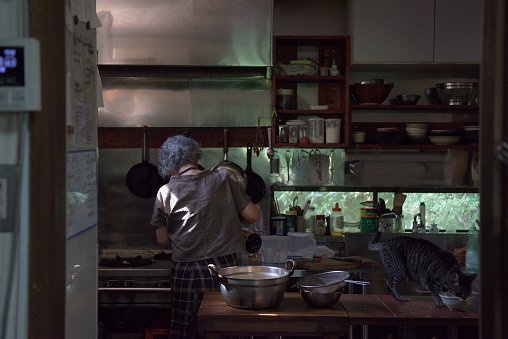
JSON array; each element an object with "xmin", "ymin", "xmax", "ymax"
[
  {"xmin": 0, "ymin": 38, "xmax": 40, "ymax": 111},
  {"xmin": 0, "ymin": 46, "xmax": 25, "ymax": 86}
]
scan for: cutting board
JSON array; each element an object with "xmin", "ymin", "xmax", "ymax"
[{"xmin": 296, "ymin": 256, "xmax": 381, "ymax": 271}]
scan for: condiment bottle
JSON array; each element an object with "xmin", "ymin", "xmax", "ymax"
[
  {"xmin": 330, "ymin": 203, "xmax": 344, "ymax": 236},
  {"xmin": 304, "ymin": 207, "xmax": 316, "ymax": 234},
  {"xmin": 315, "ymin": 214, "xmax": 326, "ymax": 235}
]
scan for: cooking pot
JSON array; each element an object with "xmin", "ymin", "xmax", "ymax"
[{"xmin": 208, "ymin": 259, "xmax": 296, "ymax": 309}]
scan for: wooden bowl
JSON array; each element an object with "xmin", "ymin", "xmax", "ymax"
[{"xmin": 350, "ymin": 83, "xmax": 394, "ymax": 104}]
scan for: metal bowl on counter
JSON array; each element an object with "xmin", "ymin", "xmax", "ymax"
[
  {"xmin": 300, "ymin": 290, "xmax": 343, "ymax": 308},
  {"xmin": 208, "ymin": 259, "xmax": 296, "ymax": 309}
]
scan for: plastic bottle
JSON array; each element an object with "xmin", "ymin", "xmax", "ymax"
[
  {"xmin": 330, "ymin": 203, "xmax": 344, "ymax": 236},
  {"xmin": 465, "ymin": 225, "xmax": 479, "ymax": 271},
  {"xmin": 419, "ymin": 202, "xmax": 426, "ymax": 229}
]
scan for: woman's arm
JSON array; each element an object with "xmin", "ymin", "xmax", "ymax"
[
  {"xmin": 155, "ymin": 226, "xmax": 170, "ymax": 247},
  {"xmin": 239, "ymin": 202, "xmax": 262, "ymax": 225}
]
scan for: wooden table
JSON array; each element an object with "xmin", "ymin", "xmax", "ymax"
[
  {"xmin": 197, "ymin": 292, "xmax": 348, "ymax": 338},
  {"xmin": 340, "ymin": 294, "xmax": 479, "ymax": 339}
]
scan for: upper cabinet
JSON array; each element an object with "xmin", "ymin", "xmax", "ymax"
[
  {"xmin": 351, "ymin": 0, "xmax": 481, "ymax": 63},
  {"xmin": 434, "ymin": 0, "xmax": 482, "ymax": 63},
  {"xmin": 351, "ymin": 0, "xmax": 434, "ymax": 63}
]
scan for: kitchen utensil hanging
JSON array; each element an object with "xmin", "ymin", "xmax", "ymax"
[
  {"xmin": 125, "ymin": 126, "xmax": 163, "ymax": 198},
  {"xmin": 211, "ymin": 128, "xmax": 247, "ymax": 189},
  {"xmin": 244, "ymin": 143, "xmax": 266, "ymax": 203}
]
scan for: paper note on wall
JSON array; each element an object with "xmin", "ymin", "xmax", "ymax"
[{"xmin": 67, "ymin": 150, "xmax": 97, "ymax": 238}]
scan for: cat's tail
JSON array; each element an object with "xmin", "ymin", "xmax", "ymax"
[{"xmin": 368, "ymin": 231, "xmax": 383, "ymax": 251}]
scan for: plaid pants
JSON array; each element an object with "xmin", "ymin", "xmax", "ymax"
[{"xmin": 169, "ymin": 253, "xmax": 238, "ymax": 339}]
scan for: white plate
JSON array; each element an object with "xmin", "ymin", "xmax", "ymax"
[{"xmin": 429, "ymin": 136, "xmax": 461, "ymax": 145}]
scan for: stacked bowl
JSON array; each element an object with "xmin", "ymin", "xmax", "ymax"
[
  {"xmin": 428, "ymin": 129, "xmax": 462, "ymax": 145},
  {"xmin": 463, "ymin": 125, "xmax": 479, "ymax": 143},
  {"xmin": 405, "ymin": 123, "xmax": 428, "ymax": 143}
]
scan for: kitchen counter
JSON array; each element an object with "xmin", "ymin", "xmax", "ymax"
[
  {"xmin": 197, "ymin": 292, "xmax": 478, "ymax": 339},
  {"xmin": 197, "ymin": 292, "xmax": 348, "ymax": 338},
  {"xmin": 341, "ymin": 294, "xmax": 478, "ymax": 339}
]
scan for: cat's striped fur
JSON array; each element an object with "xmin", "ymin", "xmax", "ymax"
[{"xmin": 369, "ymin": 231, "xmax": 477, "ymax": 306}]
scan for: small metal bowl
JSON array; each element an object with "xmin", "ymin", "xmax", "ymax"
[
  {"xmin": 396, "ymin": 94, "xmax": 421, "ymax": 105},
  {"xmin": 300, "ymin": 290, "xmax": 342, "ymax": 308}
]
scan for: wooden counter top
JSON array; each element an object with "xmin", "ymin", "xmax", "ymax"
[
  {"xmin": 340, "ymin": 294, "xmax": 478, "ymax": 339},
  {"xmin": 198, "ymin": 293, "xmax": 479, "ymax": 339},
  {"xmin": 198, "ymin": 292, "xmax": 348, "ymax": 338}
]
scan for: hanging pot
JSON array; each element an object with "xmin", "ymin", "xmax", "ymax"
[
  {"xmin": 211, "ymin": 128, "xmax": 247, "ymax": 189},
  {"xmin": 125, "ymin": 126, "xmax": 163, "ymax": 198}
]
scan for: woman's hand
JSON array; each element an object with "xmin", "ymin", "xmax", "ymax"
[{"xmin": 155, "ymin": 226, "xmax": 170, "ymax": 246}]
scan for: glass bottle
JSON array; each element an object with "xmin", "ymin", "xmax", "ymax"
[{"xmin": 304, "ymin": 207, "xmax": 316, "ymax": 234}]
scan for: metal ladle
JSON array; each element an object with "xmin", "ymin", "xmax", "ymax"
[{"xmin": 266, "ymin": 127, "xmax": 275, "ymax": 160}]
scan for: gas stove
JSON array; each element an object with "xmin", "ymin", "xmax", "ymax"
[{"xmin": 98, "ymin": 249, "xmax": 172, "ymax": 307}]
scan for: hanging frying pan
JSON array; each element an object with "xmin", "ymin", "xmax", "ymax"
[
  {"xmin": 126, "ymin": 126, "xmax": 163, "ymax": 198},
  {"xmin": 245, "ymin": 143, "xmax": 266, "ymax": 203},
  {"xmin": 211, "ymin": 128, "xmax": 247, "ymax": 189}
]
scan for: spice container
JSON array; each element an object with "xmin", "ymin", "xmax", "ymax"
[
  {"xmin": 277, "ymin": 125, "xmax": 288, "ymax": 143},
  {"xmin": 325, "ymin": 118, "xmax": 341, "ymax": 143},
  {"xmin": 360, "ymin": 207, "xmax": 377, "ymax": 233},
  {"xmin": 276, "ymin": 89, "xmax": 294, "ymax": 110},
  {"xmin": 304, "ymin": 207, "xmax": 316, "ymax": 234},
  {"xmin": 298, "ymin": 124, "xmax": 310, "ymax": 144},
  {"xmin": 315, "ymin": 214, "xmax": 326, "ymax": 235},
  {"xmin": 287, "ymin": 120, "xmax": 306, "ymax": 144},
  {"xmin": 308, "ymin": 118, "xmax": 325, "ymax": 143},
  {"xmin": 270, "ymin": 215, "xmax": 287, "ymax": 236}
]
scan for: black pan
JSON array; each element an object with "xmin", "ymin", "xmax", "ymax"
[
  {"xmin": 126, "ymin": 126, "xmax": 163, "ymax": 198},
  {"xmin": 245, "ymin": 143, "xmax": 266, "ymax": 203}
]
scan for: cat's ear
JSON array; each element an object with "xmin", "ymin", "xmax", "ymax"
[{"xmin": 451, "ymin": 272, "xmax": 459, "ymax": 286}]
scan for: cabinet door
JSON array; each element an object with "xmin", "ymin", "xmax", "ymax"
[
  {"xmin": 352, "ymin": 0, "xmax": 434, "ymax": 63},
  {"xmin": 434, "ymin": 0, "xmax": 482, "ymax": 63}
]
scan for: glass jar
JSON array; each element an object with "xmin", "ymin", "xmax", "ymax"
[
  {"xmin": 304, "ymin": 207, "xmax": 316, "ymax": 234},
  {"xmin": 308, "ymin": 118, "xmax": 325, "ymax": 143},
  {"xmin": 298, "ymin": 125, "xmax": 310, "ymax": 144},
  {"xmin": 325, "ymin": 118, "xmax": 341, "ymax": 143}
]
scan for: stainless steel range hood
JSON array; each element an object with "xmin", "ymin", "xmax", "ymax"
[{"xmin": 96, "ymin": 0, "xmax": 273, "ymax": 66}]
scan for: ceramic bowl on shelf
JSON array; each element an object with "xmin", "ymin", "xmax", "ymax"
[
  {"xmin": 396, "ymin": 94, "xmax": 421, "ymax": 105},
  {"xmin": 429, "ymin": 135, "xmax": 461, "ymax": 145},
  {"xmin": 350, "ymin": 83, "xmax": 394, "ymax": 104}
]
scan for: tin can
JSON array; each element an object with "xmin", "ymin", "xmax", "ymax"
[
  {"xmin": 285, "ymin": 210, "xmax": 298, "ymax": 233},
  {"xmin": 270, "ymin": 215, "xmax": 287, "ymax": 236},
  {"xmin": 360, "ymin": 208, "xmax": 378, "ymax": 233}
]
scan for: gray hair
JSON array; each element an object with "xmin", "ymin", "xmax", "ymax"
[{"xmin": 158, "ymin": 135, "xmax": 202, "ymax": 177}]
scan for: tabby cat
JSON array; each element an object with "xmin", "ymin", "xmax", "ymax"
[{"xmin": 368, "ymin": 231, "xmax": 477, "ymax": 306}]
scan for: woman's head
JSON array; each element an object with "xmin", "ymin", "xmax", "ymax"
[{"xmin": 158, "ymin": 135, "xmax": 202, "ymax": 177}]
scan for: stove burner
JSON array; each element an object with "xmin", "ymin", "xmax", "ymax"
[
  {"xmin": 153, "ymin": 251, "xmax": 172, "ymax": 261},
  {"xmin": 99, "ymin": 255, "xmax": 153, "ymax": 268}
]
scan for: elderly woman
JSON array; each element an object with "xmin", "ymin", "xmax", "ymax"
[{"xmin": 150, "ymin": 135, "xmax": 261, "ymax": 339}]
